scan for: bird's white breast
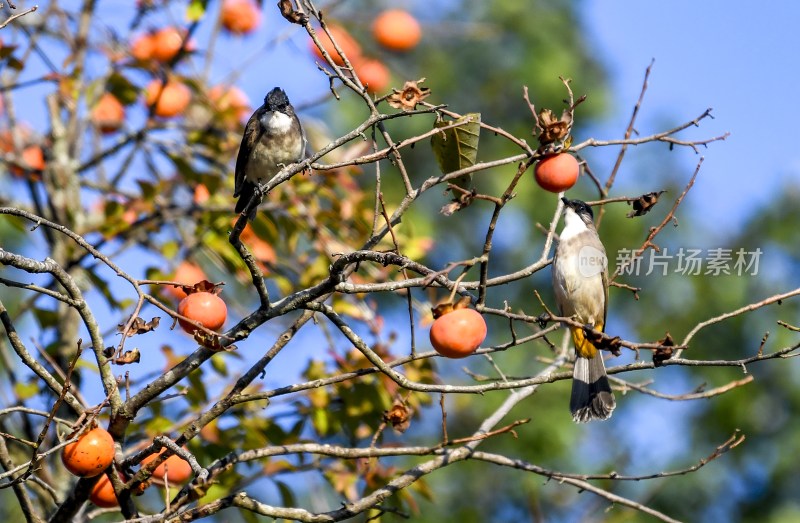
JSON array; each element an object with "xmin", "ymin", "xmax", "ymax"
[
  {"xmin": 245, "ymin": 110, "xmax": 304, "ymax": 182},
  {"xmin": 261, "ymin": 110, "xmax": 294, "ymax": 134},
  {"xmin": 559, "ymin": 209, "xmax": 589, "ymax": 241}
]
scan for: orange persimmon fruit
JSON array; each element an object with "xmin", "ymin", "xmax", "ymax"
[
  {"xmin": 372, "ymin": 9, "xmax": 421, "ymax": 52},
  {"xmin": 91, "ymin": 93, "xmax": 125, "ymax": 134},
  {"xmin": 429, "ymin": 307, "xmax": 487, "ymax": 359},
  {"xmin": 221, "ymin": 0, "xmax": 262, "ymax": 34},
  {"xmin": 141, "ymin": 449, "xmax": 193, "ymax": 485},
  {"xmin": 61, "ymin": 427, "xmax": 115, "ymax": 478},
  {"xmin": 166, "ymin": 262, "xmax": 207, "ymax": 300},
  {"xmin": 534, "ymin": 153, "xmax": 580, "ymax": 193},
  {"xmin": 144, "ymin": 79, "xmax": 191, "ymax": 118},
  {"xmin": 177, "ymin": 291, "xmax": 227, "ymax": 334},
  {"xmin": 309, "ymin": 24, "xmax": 361, "ymax": 66}
]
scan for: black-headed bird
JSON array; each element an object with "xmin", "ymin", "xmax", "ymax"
[
  {"xmin": 552, "ymin": 197, "xmax": 616, "ymax": 422},
  {"xmin": 234, "ymin": 87, "xmax": 306, "ymax": 220}
]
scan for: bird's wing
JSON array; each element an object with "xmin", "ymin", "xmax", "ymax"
[
  {"xmin": 551, "ymin": 244, "xmax": 569, "ymax": 317},
  {"xmin": 586, "ymin": 231, "xmax": 609, "ymax": 331},
  {"xmin": 295, "ymin": 115, "xmax": 310, "ymax": 161},
  {"xmin": 234, "ymin": 112, "xmax": 263, "ymax": 197},
  {"xmin": 601, "ymin": 262, "xmax": 609, "ymax": 331}
]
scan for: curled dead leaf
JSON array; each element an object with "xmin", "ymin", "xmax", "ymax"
[
  {"xmin": 439, "ymin": 187, "xmax": 474, "ymax": 216},
  {"xmin": 627, "ymin": 190, "xmax": 666, "ymax": 218},
  {"xmin": 387, "ymin": 78, "xmax": 431, "ymax": 111},
  {"xmin": 431, "ymin": 296, "xmax": 471, "ymax": 319},
  {"xmin": 115, "ymin": 348, "xmax": 141, "ymax": 365},
  {"xmin": 192, "ymin": 331, "xmax": 232, "ymax": 352},
  {"xmin": 277, "ymin": 0, "xmax": 308, "ymax": 24},
  {"xmin": 173, "ymin": 279, "xmax": 224, "ymax": 297},
  {"xmin": 536, "ymin": 108, "xmax": 572, "ymax": 145},
  {"xmin": 119, "ymin": 316, "xmax": 161, "ymax": 336},
  {"xmin": 383, "ymin": 399, "xmax": 412, "ymax": 433},
  {"xmin": 583, "ymin": 325, "xmax": 622, "ymax": 356},
  {"xmin": 653, "ymin": 332, "xmax": 675, "ymax": 367}
]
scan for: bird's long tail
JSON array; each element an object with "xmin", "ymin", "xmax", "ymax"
[{"xmin": 569, "ymin": 325, "xmax": 615, "ymax": 423}]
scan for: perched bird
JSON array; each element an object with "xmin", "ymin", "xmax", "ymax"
[
  {"xmin": 234, "ymin": 87, "xmax": 306, "ymax": 220},
  {"xmin": 552, "ymin": 197, "xmax": 616, "ymax": 422}
]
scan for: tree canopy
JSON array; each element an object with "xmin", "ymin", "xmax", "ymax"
[{"xmin": 0, "ymin": 1, "xmax": 798, "ymax": 523}]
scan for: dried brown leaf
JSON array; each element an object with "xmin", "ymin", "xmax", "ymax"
[
  {"xmin": 583, "ymin": 325, "xmax": 622, "ymax": 356},
  {"xmin": 537, "ymin": 108, "xmax": 572, "ymax": 145},
  {"xmin": 174, "ymin": 279, "xmax": 225, "ymax": 296},
  {"xmin": 277, "ymin": 0, "xmax": 308, "ymax": 24},
  {"xmin": 193, "ymin": 331, "xmax": 232, "ymax": 352},
  {"xmin": 653, "ymin": 332, "xmax": 675, "ymax": 367},
  {"xmin": 387, "ymin": 78, "xmax": 431, "ymax": 111},
  {"xmin": 115, "ymin": 348, "xmax": 141, "ymax": 365},
  {"xmin": 439, "ymin": 188, "xmax": 473, "ymax": 216},
  {"xmin": 627, "ymin": 190, "xmax": 666, "ymax": 218},
  {"xmin": 383, "ymin": 399, "xmax": 412, "ymax": 433},
  {"xmin": 119, "ymin": 316, "xmax": 161, "ymax": 336}
]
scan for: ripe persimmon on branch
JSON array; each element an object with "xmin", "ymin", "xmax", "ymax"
[{"xmin": 0, "ymin": 2, "xmax": 794, "ymax": 523}]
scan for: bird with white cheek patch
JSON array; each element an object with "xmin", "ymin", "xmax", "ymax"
[
  {"xmin": 234, "ymin": 87, "xmax": 306, "ymax": 220},
  {"xmin": 552, "ymin": 197, "xmax": 616, "ymax": 422}
]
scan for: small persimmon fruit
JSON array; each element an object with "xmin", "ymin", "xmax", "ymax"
[
  {"xmin": 193, "ymin": 183, "xmax": 210, "ymax": 204},
  {"xmin": 208, "ymin": 84, "xmax": 251, "ymax": 124},
  {"xmin": 167, "ymin": 262, "xmax": 206, "ymax": 300},
  {"xmin": 372, "ymin": 9, "xmax": 421, "ymax": 52},
  {"xmin": 141, "ymin": 449, "xmax": 193, "ymax": 485},
  {"xmin": 178, "ymin": 291, "xmax": 227, "ymax": 334},
  {"xmin": 89, "ymin": 474, "xmax": 119, "ymax": 508},
  {"xmin": 91, "ymin": 93, "xmax": 125, "ymax": 134},
  {"xmin": 309, "ymin": 24, "xmax": 361, "ymax": 66},
  {"xmin": 151, "ymin": 27, "xmax": 195, "ymax": 62},
  {"xmin": 240, "ymin": 223, "xmax": 277, "ymax": 271},
  {"xmin": 144, "ymin": 79, "xmax": 191, "ymax": 118},
  {"xmin": 534, "ymin": 153, "xmax": 580, "ymax": 193},
  {"xmin": 352, "ymin": 58, "xmax": 390, "ymax": 93},
  {"xmin": 10, "ymin": 145, "xmax": 45, "ymax": 178},
  {"xmin": 61, "ymin": 427, "xmax": 115, "ymax": 478},
  {"xmin": 430, "ymin": 306, "xmax": 487, "ymax": 358},
  {"xmin": 221, "ymin": 0, "xmax": 261, "ymax": 34},
  {"xmin": 131, "ymin": 32, "xmax": 155, "ymax": 61}
]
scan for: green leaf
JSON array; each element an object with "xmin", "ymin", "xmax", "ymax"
[
  {"xmin": 210, "ymin": 353, "xmax": 228, "ymax": 376},
  {"xmin": 107, "ymin": 72, "xmax": 140, "ymax": 105},
  {"xmin": 167, "ymin": 153, "xmax": 198, "ymax": 179},
  {"xmin": 312, "ymin": 408, "xmax": 330, "ymax": 435},
  {"xmin": 32, "ymin": 308, "xmax": 59, "ymax": 329},
  {"xmin": 430, "ymin": 113, "xmax": 481, "ymax": 187},
  {"xmin": 145, "ymin": 415, "xmax": 176, "ymax": 433},
  {"xmin": 84, "ymin": 269, "xmax": 123, "ymax": 310},
  {"xmin": 161, "ymin": 241, "xmax": 180, "ymax": 261},
  {"xmin": 185, "ymin": 0, "xmax": 208, "ymax": 22},
  {"xmin": 186, "ymin": 370, "xmax": 208, "ymax": 404},
  {"xmin": 274, "ymin": 480, "xmax": 297, "ymax": 508},
  {"xmin": 136, "ymin": 179, "xmax": 157, "ymax": 201},
  {"xmin": 14, "ymin": 380, "xmax": 39, "ymax": 400}
]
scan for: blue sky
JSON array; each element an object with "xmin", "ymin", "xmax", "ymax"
[{"xmin": 582, "ymin": 0, "xmax": 800, "ymax": 229}]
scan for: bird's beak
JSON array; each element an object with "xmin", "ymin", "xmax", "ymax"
[{"xmin": 560, "ymin": 197, "xmax": 570, "ymax": 206}]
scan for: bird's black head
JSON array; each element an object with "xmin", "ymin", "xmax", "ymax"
[
  {"xmin": 265, "ymin": 87, "xmax": 291, "ymax": 112},
  {"xmin": 561, "ymin": 197, "xmax": 594, "ymax": 222}
]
